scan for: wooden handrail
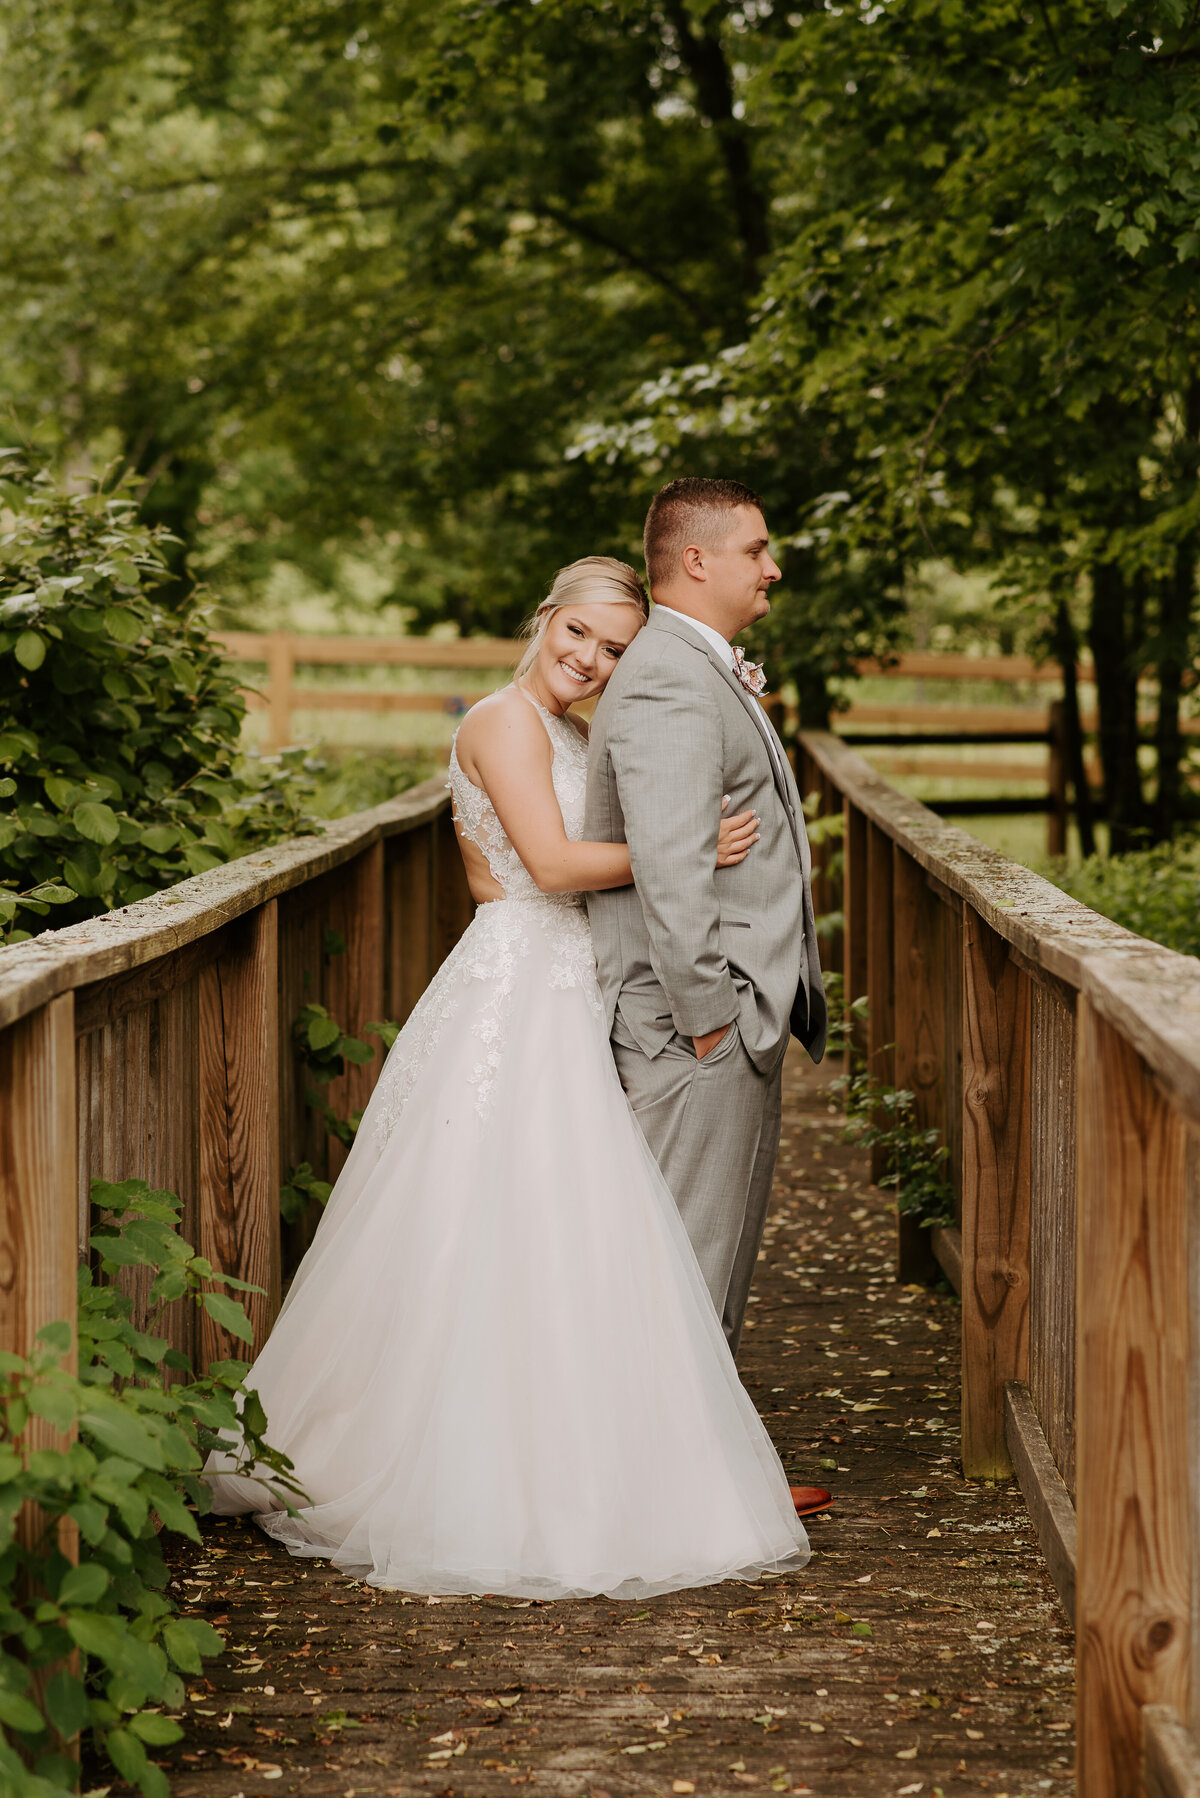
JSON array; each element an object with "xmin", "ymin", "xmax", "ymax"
[
  {"xmin": 0, "ymin": 777, "xmax": 451, "ymax": 1033},
  {"xmin": 799, "ymin": 725, "xmax": 1200, "ymax": 1794},
  {"xmin": 799, "ymin": 730, "xmax": 1200, "ymax": 1123}
]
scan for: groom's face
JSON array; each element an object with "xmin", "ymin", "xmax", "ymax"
[{"xmin": 704, "ymin": 506, "xmax": 781, "ymax": 639}]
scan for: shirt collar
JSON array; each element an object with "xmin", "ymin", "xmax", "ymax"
[{"xmin": 650, "ymin": 604, "xmax": 733, "ymax": 670}]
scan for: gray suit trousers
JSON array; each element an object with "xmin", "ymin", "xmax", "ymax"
[{"xmin": 611, "ymin": 1018, "xmax": 784, "ymax": 1356}]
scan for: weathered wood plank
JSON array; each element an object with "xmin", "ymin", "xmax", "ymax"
[
  {"xmin": 386, "ymin": 822, "xmax": 436, "ymax": 1026},
  {"xmin": 893, "ymin": 847, "xmax": 942, "ymax": 1283},
  {"xmin": 0, "ymin": 779, "xmax": 450, "ymax": 1034},
  {"xmin": 1029, "ymin": 977, "xmax": 1078, "ymax": 1499},
  {"xmin": 199, "ymin": 905, "xmax": 281, "ymax": 1365},
  {"xmin": 0, "ymin": 995, "xmax": 77, "ymax": 1366},
  {"xmin": 1076, "ymin": 998, "xmax": 1192, "ymax": 1797},
  {"xmin": 324, "ymin": 844, "xmax": 386, "ymax": 1180},
  {"xmin": 1144, "ymin": 1705, "xmax": 1200, "ymax": 1798},
  {"xmin": 797, "ymin": 732, "xmax": 1200, "ymax": 1129},
  {"xmin": 930, "ymin": 1221, "xmax": 963, "ymax": 1294},
  {"xmin": 1005, "ymin": 1380, "xmax": 1077, "ymax": 1625},
  {"xmin": 960, "ymin": 915, "xmax": 1030, "ymax": 1478},
  {"xmin": 866, "ymin": 820, "xmax": 895, "ymax": 1188},
  {"xmin": 434, "ymin": 807, "xmax": 474, "ymax": 967},
  {"xmin": 843, "ymin": 800, "xmax": 869, "ymax": 1071}
]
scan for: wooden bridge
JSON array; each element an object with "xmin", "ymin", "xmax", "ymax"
[{"xmin": 3, "ymin": 731, "xmax": 1200, "ymax": 1795}]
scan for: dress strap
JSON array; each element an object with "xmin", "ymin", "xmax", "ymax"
[{"xmin": 515, "ymin": 682, "xmax": 563, "ymax": 741}]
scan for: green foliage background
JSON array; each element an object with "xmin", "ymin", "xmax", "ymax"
[{"xmin": 2, "ymin": 0, "xmax": 1197, "ymax": 843}]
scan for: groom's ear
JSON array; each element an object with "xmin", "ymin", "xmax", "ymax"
[{"xmin": 681, "ymin": 544, "xmax": 709, "ymax": 582}]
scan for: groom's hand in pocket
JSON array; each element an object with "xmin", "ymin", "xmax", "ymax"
[{"xmin": 693, "ymin": 1025, "xmax": 730, "ymax": 1060}]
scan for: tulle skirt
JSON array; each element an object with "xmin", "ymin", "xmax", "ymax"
[{"xmin": 205, "ymin": 894, "xmax": 808, "ymax": 1599}]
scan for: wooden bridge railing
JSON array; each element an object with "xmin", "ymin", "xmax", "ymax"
[
  {"xmin": 0, "ymin": 776, "xmax": 473, "ymax": 1381},
  {"xmin": 798, "ymin": 728, "xmax": 1200, "ymax": 1798}
]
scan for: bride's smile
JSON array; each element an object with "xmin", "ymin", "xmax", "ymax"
[{"xmin": 525, "ymin": 602, "xmax": 642, "ymax": 714}]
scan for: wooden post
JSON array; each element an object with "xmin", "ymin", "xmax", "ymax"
[
  {"xmin": 325, "ymin": 842, "xmax": 386, "ymax": 1177},
  {"xmin": 866, "ymin": 820, "xmax": 895, "ymax": 1185},
  {"xmin": 822, "ymin": 774, "xmax": 844, "ymax": 976},
  {"xmin": 1047, "ymin": 698, "xmax": 1068, "ymax": 857},
  {"xmin": 0, "ymin": 995, "xmax": 78, "ymax": 1371},
  {"xmin": 960, "ymin": 909, "xmax": 1030, "ymax": 1477},
  {"xmin": 387, "ymin": 823, "xmax": 437, "ymax": 1025},
  {"xmin": 1075, "ymin": 998, "xmax": 1193, "ymax": 1797},
  {"xmin": 0, "ymin": 996, "xmax": 79, "ymax": 1568},
  {"xmin": 843, "ymin": 799, "xmax": 869, "ymax": 1071},
  {"xmin": 267, "ymin": 632, "xmax": 294, "ymax": 750},
  {"xmin": 198, "ymin": 903, "xmax": 281, "ymax": 1366},
  {"xmin": 893, "ymin": 846, "xmax": 943, "ymax": 1283}
]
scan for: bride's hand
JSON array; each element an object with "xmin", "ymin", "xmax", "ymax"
[{"xmin": 716, "ymin": 796, "xmax": 760, "ymax": 867}]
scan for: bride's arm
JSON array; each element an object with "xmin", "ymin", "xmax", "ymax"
[{"xmin": 460, "ymin": 700, "xmax": 757, "ymax": 896}]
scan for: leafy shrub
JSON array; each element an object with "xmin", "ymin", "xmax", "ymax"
[
  {"xmin": 0, "ymin": 452, "xmax": 318, "ymax": 943},
  {"xmin": 1044, "ymin": 836, "xmax": 1200, "ymax": 960},
  {"xmin": 836, "ymin": 1068, "xmax": 955, "ymax": 1232},
  {"xmin": 0, "ymin": 1178, "xmax": 301, "ymax": 1798}
]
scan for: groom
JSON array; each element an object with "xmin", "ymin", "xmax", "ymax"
[{"xmin": 585, "ymin": 477, "xmax": 827, "ymax": 1354}]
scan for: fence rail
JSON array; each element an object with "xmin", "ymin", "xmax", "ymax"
[
  {"xmin": 798, "ymin": 727, "xmax": 1200, "ymax": 1797},
  {"xmin": 217, "ymin": 632, "xmax": 1200, "ymax": 853}
]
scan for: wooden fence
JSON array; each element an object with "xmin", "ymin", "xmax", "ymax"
[
  {"xmin": 0, "ymin": 777, "xmax": 474, "ymax": 1383},
  {"xmin": 798, "ymin": 727, "xmax": 1200, "ymax": 1798}
]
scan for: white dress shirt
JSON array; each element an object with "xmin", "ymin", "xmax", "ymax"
[{"xmin": 651, "ymin": 604, "xmax": 785, "ymax": 779}]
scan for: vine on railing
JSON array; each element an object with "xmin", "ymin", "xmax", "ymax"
[
  {"xmin": 836, "ymin": 1068, "xmax": 955, "ymax": 1232},
  {"xmin": 280, "ymin": 1004, "xmax": 398, "ymax": 1225},
  {"xmin": 0, "ymin": 1179, "xmax": 301, "ymax": 1798}
]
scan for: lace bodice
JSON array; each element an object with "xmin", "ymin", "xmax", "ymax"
[{"xmin": 448, "ymin": 691, "xmax": 588, "ymax": 904}]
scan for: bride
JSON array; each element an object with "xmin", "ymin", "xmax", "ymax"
[{"xmin": 206, "ymin": 556, "xmax": 811, "ymax": 1599}]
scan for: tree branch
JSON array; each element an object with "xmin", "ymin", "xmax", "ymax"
[{"xmin": 533, "ymin": 201, "xmax": 719, "ymax": 327}]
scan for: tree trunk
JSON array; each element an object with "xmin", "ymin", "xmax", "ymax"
[
  {"xmin": 1054, "ymin": 598, "xmax": 1096, "ymax": 857},
  {"xmin": 1153, "ymin": 381, "xmax": 1200, "ymax": 841},
  {"xmin": 1087, "ymin": 561, "xmax": 1145, "ymax": 852}
]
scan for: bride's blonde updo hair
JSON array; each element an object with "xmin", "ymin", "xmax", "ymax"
[{"xmin": 514, "ymin": 556, "xmax": 649, "ymax": 680}]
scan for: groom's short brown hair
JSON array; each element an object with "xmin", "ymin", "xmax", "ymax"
[{"xmin": 643, "ymin": 477, "xmax": 764, "ymax": 590}]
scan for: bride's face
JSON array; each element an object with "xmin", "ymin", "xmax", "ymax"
[{"xmin": 536, "ymin": 602, "xmax": 644, "ymax": 708}]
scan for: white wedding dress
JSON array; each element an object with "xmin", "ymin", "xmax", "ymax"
[{"xmin": 205, "ymin": 694, "xmax": 809, "ymax": 1598}]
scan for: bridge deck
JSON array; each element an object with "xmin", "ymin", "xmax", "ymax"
[{"xmin": 150, "ymin": 1053, "xmax": 1075, "ymax": 1798}]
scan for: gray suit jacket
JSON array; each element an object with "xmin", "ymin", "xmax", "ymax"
[{"xmin": 584, "ymin": 606, "xmax": 827, "ymax": 1074}]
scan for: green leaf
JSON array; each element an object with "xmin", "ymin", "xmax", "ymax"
[
  {"xmin": 35, "ymin": 1320, "xmax": 72, "ymax": 1354},
  {"xmin": 14, "ymin": 630, "xmax": 45, "ymax": 670},
  {"xmin": 140, "ymin": 1471, "xmax": 201, "ymax": 1541},
  {"xmin": 73, "ymin": 800, "xmax": 121, "ymax": 845},
  {"xmin": 102, "ymin": 606, "xmax": 143, "ymax": 644},
  {"xmin": 43, "ymin": 774, "xmax": 81, "ymax": 809},
  {"xmin": 0, "ymin": 777, "xmax": 15, "ymax": 798},
  {"xmin": 128, "ymin": 1711, "xmax": 184, "ymax": 1745},
  {"xmin": 79, "ymin": 1405, "xmax": 166, "ymax": 1469},
  {"xmin": 0, "ymin": 1690, "xmax": 48, "ymax": 1734},
  {"xmin": 58, "ymin": 1561, "xmax": 110, "ymax": 1606},
  {"xmin": 161, "ymin": 1615, "xmax": 223, "ymax": 1674},
  {"xmin": 200, "ymin": 1290, "xmax": 254, "ymax": 1344},
  {"xmin": 306, "ymin": 1014, "xmax": 341, "ymax": 1051},
  {"xmin": 139, "ymin": 824, "xmax": 180, "ymax": 853},
  {"xmin": 27, "ymin": 884, "xmax": 77, "ymax": 906},
  {"xmin": 28, "ymin": 1384, "xmax": 78, "ymax": 1430},
  {"xmin": 42, "ymin": 1670, "xmax": 89, "ymax": 1740},
  {"xmin": 106, "ymin": 1725, "xmax": 170, "ymax": 1798}
]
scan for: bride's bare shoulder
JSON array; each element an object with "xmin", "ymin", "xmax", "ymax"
[{"xmin": 455, "ymin": 687, "xmax": 550, "ymax": 775}]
